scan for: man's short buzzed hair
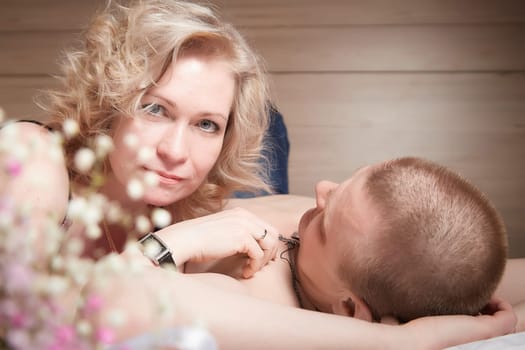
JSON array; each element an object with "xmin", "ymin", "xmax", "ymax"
[{"xmin": 340, "ymin": 157, "xmax": 507, "ymax": 322}]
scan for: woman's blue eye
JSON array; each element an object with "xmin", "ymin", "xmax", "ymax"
[
  {"xmin": 198, "ymin": 119, "xmax": 219, "ymax": 133},
  {"xmin": 141, "ymin": 103, "xmax": 166, "ymax": 117}
]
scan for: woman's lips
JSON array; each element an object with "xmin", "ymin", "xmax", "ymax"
[{"xmin": 145, "ymin": 167, "xmax": 184, "ymax": 185}]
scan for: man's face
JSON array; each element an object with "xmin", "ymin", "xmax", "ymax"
[{"xmin": 296, "ymin": 166, "xmax": 379, "ymax": 314}]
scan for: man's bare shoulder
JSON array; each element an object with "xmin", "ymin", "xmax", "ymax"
[
  {"xmin": 225, "ymin": 195, "xmax": 315, "ymax": 235},
  {"xmin": 226, "ymin": 194, "xmax": 314, "ymax": 215}
]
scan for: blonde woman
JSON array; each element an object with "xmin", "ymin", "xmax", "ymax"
[{"xmin": 1, "ymin": 0, "xmax": 282, "ymax": 275}]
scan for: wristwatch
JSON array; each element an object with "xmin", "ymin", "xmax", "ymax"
[{"xmin": 138, "ymin": 232, "xmax": 177, "ymax": 268}]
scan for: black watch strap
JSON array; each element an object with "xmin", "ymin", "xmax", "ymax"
[{"xmin": 139, "ymin": 232, "xmax": 177, "ymax": 268}]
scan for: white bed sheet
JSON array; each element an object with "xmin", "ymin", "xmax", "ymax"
[{"xmin": 446, "ymin": 332, "xmax": 525, "ymax": 349}]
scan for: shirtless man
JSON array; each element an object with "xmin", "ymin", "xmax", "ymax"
[{"xmin": 187, "ymin": 157, "xmax": 520, "ymax": 324}]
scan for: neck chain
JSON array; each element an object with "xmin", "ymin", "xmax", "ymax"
[
  {"xmin": 101, "ymin": 219, "xmax": 118, "ymax": 253},
  {"xmin": 278, "ymin": 233, "xmax": 304, "ymax": 308}
]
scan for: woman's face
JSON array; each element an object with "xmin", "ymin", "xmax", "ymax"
[{"xmin": 109, "ymin": 54, "xmax": 235, "ymax": 207}]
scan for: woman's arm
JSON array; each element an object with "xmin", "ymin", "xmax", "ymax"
[
  {"xmin": 134, "ymin": 194, "xmax": 314, "ymax": 275},
  {"xmin": 87, "ymin": 264, "xmax": 516, "ymax": 350},
  {"xmin": 148, "ymin": 207, "xmax": 283, "ymax": 277}
]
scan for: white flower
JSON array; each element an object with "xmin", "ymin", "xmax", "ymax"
[
  {"xmin": 137, "ymin": 146, "xmax": 154, "ymax": 163},
  {"xmin": 10, "ymin": 141, "xmax": 30, "ymax": 163},
  {"xmin": 156, "ymin": 290, "xmax": 175, "ymax": 320},
  {"xmin": 100, "ymin": 253, "xmax": 126, "ymax": 273},
  {"xmin": 94, "ymin": 134, "xmax": 114, "ymax": 158},
  {"xmin": 43, "ymin": 222, "xmax": 62, "ymax": 255},
  {"xmin": 144, "ymin": 170, "xmax": 159, "ymax": 187},
  {"xmin": 151, "ymin": 208, "xmax": 172, "ymax": 228},
  {"xmin": 76, "ymin": 319, "xmax": 93, "ymax": 336},
  {"xmin": 127, "ymin": 178, "xmax": 144, "ymax": 200},
  {"xmin": 65, "ymin": 237, "xmax": 85, "ymax": 257},
  {"xmin": 45, "ymin": 275, "xmax": 69, "ymax": 296},
  {"xmin": 175, "ymin": 325, "xmax": 218, "ymax": 350},
  {"xmin": 74, "ymin": 148, "xmax": 96, "ymax": 173},
  {"xmin": 123, "ymin": 133, "xmax": 138, "ymax": 149},
  {"xmin": 1, "ymin": 121, "xmax": 19, "ymax": 137},
  {"xmin": 83, "ymin": 203, "xmax": 103, "ymax": 226},
  {"xmin": 66, "ymin": 259, "xmax": 92, "ymax": 286},
  {"xmin": 47, "ymin": 133, "xmax": 64, "ymax": 163},
  {"xmin": 106, "ymin": 202, "xmax": 123, "ymax": 223},
  {"xmin": 63, "ymin": 119, "xmax": 79, "ymax": 138},
  {"xmin": 106, "ymin": 309, "xmax": 126, "ymax": 328},
  {"xmin": 135, "ymin": 215, "xmax": 151, "ymax": 233},
  {"xmin": 85, "ymin": 224, "xmax": 102, "ymax": 239},
  {"xmin": 67, "ymin": 197, "xmax": 87, "ymax": 220},
  {"xmin": 50, "ymin": 256, "xmax": 64, "ymax": 271}
]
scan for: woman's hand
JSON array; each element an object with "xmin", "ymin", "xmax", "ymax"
[
  {"xmin": 154, "ymin": 207, "xmax": 280, "ymax": 278},
  {"xmin": 405, "ymin": 298, "xmax": 517, "ymax": 349}
]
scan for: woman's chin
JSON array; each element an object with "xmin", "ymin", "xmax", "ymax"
[{"xmin": 141, "ymin": 191, "xmax": 189, "ymax": 208}]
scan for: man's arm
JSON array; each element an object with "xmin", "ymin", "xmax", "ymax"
[{"xmin": 495, "ymin": 258, "xmax": 525, "ymax": 305}]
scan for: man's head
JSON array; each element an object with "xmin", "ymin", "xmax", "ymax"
[{"xmin": 296, "ymin": 157, "xmax": 508, "ymax": 322}]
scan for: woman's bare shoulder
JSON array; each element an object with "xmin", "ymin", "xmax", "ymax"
[{"xmin": 0, "ymin": 120, "xmax": 70, "ymax": 222}]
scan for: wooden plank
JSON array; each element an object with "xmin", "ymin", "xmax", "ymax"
[
  {"xmin": 508, "ymin": 234, "xmax": 525, "ymax": 258},
  {"xmin": 1, "ymin": 24, "xmax": 524, "ymax": 75},
  {"xmin": 0, "ymin": 0, "xmax": 102, "ymax": 32},
  {"xmin": 270, "ymin": 72, "xmax": 525, "ymax": 250},
  {"xmin": 243, "ymin": 24, "xmax": 525, "ymax": 72},
  {"xmin": 0, "ymin": 32, "xmax": 77, "ymax": 75},
  {"xmin": 1, "ymin": 0, "xmax": 525, "ymax": 31},
  {"xmin": 0, "ymin": 77, "xmax": 55, "ymax": 121},
  {"xmin": 214, "ymin": 0, "xmax": 525, "ymax": 27}
]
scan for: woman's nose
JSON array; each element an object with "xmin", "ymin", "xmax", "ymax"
[
  {"xmin": 315, "ymin": 180, "xmax": 338, "ymax": 209},
  {"xmin": 156, "ymin": 124, "xmax": 189, "ymax": 164}
]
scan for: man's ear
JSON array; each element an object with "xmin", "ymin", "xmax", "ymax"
[{"xmin": 332, "ymin": 295, "xmax": 373, "ymax": 322}]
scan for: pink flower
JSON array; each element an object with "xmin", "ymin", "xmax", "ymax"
[
  {"xmin": 96, "ymin": 327, "xmax": 115, "ymax": 344},
  {"xmin": 84, "ymin": 294, "xmax": 103, "ymax": 314},
  {"xmin": 5, "ymin": 263, "xmax": 34, "ymax": 294},
  {"xmin": 5, "ymin": 159, "xmax": 22, "ymax": 177},
  {"xmin": 55, "ymin": 325, "xmax": 75, "ymax": 344},
  {"xmin": 47, "ymin": 325, "xmax": 77, "ymax": 350},
  {"xmin": 10, "ymin": 312, "xmax": 29, "ymax": 328}
]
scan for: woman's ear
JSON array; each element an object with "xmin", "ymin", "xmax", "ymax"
[{"xmin": 332, "ymin": 295, "xmax": 373, "ymax": 322}]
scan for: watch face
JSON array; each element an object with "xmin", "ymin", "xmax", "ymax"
[
  {"xmin": 139, "ymin": 233, "xmax": 176, "ymax": 268},
  {"xmin": 140, "ymin": 234, "xmax": 165, "ymax": 261}
]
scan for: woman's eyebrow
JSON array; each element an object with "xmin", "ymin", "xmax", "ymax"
[
  {"xmin": 143, "ymin": 92, "xmax": 229, "ymax": 121},
  {"xmin": 143, "ymin": 92, "xmax": 176, "ymax": 110}
]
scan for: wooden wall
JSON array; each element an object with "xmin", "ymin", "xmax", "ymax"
[{"xmin": 1, "ymin": 0, "xmax": 524, "ymax": 257}]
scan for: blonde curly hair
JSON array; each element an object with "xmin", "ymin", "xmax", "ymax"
[{"xmin": 42, "ymin": 0, "xmax": 271, "ymax": 221}]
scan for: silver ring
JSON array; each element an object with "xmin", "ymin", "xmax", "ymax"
[{"xmin": 258, "ymin": 229, "xmax": 268, "ymax": 241}]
